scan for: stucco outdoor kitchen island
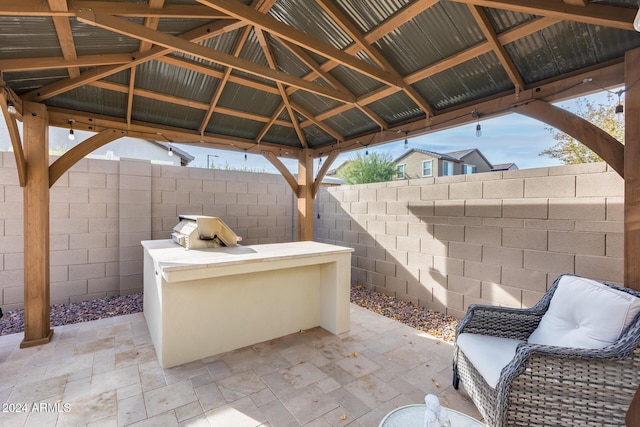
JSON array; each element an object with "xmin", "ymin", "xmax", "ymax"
[{"xmin": 142, "ymin": 240, "xmax": 354, "ymax": 368}]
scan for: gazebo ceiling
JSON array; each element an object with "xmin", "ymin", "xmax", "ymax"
[{"xmin": 1, "ymin": 0, "xmax": 639, "ymax": 159}]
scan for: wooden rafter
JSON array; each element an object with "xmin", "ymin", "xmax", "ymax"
[
  {"xmin": 196, "ymin": 0, "xmax": 401, "ymax": 88},
  {"xmin": 0, "ymin": 54, "xmax": 133, "ymax": 72},
  {"xmin": 0, "ymin": 0, "xmax": 229, "ymax": 18},
  {"xmin": 74, "ymin": 10, "xmax": 356, "ymax": 104},
  {"xmin": 199, "ymin": 0, "xmax": 278, "ymax": 135},
  {"xmin": 311, "ymin": 60, "xmax": 626, "ymax": 156},
  {"xmin": 315, "ymin": 0, "xmax": 435, "ymax": 118},
  {"xmin": 255, "ymin": 28, "xmax": 309, "ymax": 148},
  {"xmin": 199, "ymin": 26, "xmax": 253, "ymax": 135},
  {"xmin": 90, "ymin": 79, "xmax": 293, "ymax": 127},
  {"xmin": 46, "ymin": 106, "xmax": 301, "ymax": 158},
  {"xmin": 290, "ymin": 101, "xmax": 343, "ymax": 142},
  {"xmin": 23, "ymin": 19, "xmax": 246, "ymax": 102},
  {"xmin": 48, "ymin": 0, "xmax": 80, "ymax": 79},
  {"xmin": 125, "ymin": 0, "xmax": 165, "ymax": 126},
  {"xmin": 256, "ymin": 104, "xmax": 286, "ymax": 143},
  {"xmin": 467, "ymin": 5, "xmax": 525, "ymax": 91},
  {"xmin": 276, "ymin": 36, "xmax": 389, "ymax": 131},
  {"xmin": 448, "ymin": 0, "xmax": 636, "ymax": 31}
]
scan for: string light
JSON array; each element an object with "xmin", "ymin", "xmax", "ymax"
[
  {"xmin": 244, "ymin": 148, "xmax": 247, "ymax": 162},
  {"xmin": 6, "ymin": 100, "xmax": 16, "ymax": 115},
  {"xmin": 404, "ymin": 131, "xmax": 409, "ymax": 149},
  {"xmin": 615, "ymin": 90, "xmax": 624, "ymax": 114},
  {"xmin": 167, "ymin": 144, "xmax": 174, "ymax": 157},
  {"xmin": 68, "ymin": 120, "xmax": 75, "ymax": 141},
  {"xmin": 472, "ymin": 110, "xmax": 482, "ymax": 137}
]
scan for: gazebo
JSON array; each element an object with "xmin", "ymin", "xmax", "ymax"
[{"xmin": 1, "ymin": 0, "xmax": 640, "ymax": 420}]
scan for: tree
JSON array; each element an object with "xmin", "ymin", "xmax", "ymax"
[
  {"xmin": 539, "ymin": 94, "xmax": 625, "ymax": 164},
  {"xmin": 337, "ymin": 152, "xmax": 395, "ymax": 184}
]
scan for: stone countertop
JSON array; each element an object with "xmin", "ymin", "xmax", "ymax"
[{"xmin": 141, "ymin": 240, "xmax": 354, "ymax": 282}]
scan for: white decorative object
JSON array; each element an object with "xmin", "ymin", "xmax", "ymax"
[{"xmin": 424, "ymin": 394, "xmax": 451, "ymax": 427}]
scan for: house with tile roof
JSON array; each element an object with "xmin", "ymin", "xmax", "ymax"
[{"xmin": 392, "ymin": 148, "xmax": 497, "ymax": 180}]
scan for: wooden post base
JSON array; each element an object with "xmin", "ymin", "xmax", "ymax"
[{"xmin": 20, "ymin": 329, "xmax": 53, "ymax": 348}]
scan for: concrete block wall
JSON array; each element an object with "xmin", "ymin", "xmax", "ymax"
[
  {"xmin": 0, "ymin": 153, "xmax": 294, "ymax": 310},
  {"xmin": 315, "ymin": 162, "xmax": 624, "ymax": 318}
]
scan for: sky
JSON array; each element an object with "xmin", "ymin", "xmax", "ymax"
[{"xmin": 0, "ymin": 89, "xmax": 622, "ymax": 174}]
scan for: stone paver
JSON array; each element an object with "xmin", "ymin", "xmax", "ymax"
[{"xmin": 0, "ymin": 305, "xmax": 482, "ymax": 426}]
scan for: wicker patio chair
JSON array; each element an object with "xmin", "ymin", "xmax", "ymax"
[{"xmin": 452, "ymin": 274, "xmax": 640, "ymax": 427}]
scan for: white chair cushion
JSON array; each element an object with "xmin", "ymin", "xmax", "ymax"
[
  {"xmin": 528, "ymin": 275, "xmax": 640, "ymax": 349},
  {"xmin": 456, "ymin": 333, "xmax": 524, "ymax": 389}
]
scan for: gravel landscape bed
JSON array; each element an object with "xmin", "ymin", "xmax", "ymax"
[{"xmin": 0, "ymin": 287, "xmax": 458, "ymax": 341}]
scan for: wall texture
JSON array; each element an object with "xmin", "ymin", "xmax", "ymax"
[
  {"xmin": 0, "ymin": 151, "xmax": 625, "ymax": 318},
  {"xmin": 315, "ymin": 162, "xmax": 624, "ymax": 319},
  {"xmin": 0, "ymin": 153, "xmax": 294, "ymax": 310}
]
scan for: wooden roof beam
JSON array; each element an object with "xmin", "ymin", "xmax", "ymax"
[
  {"xmin": 196, "ymin": 0, "xmax": 402, "ymax": 88},
  {"xmin": 74, "ymin": 11, "xmax": 355, "ymax": 104},
  {"xmin": 468, "ymin": 5, "xmax": 525, "ymax": 91},
  {"xmin": 0, "ymin": 0, "xmax": 230, "ymax": 18},
  {"xmin": 448, "ymin": 0, "xmax": 636, "ymax": 31},
  {"xmin": 315, "ymin": 0, "xmax": 435, "ymax": 118},
  {"xmin": 48, "ymin": 0, "xmax": 80, "ymax": 79},
  {"xmin": 24, "ymin": 19, "xmax": 247, "ymax": 102},
  {"xmin": 256, "ymin": 28, "xmax": 309, "ymax": 148},
  {"xmin": 199, "ymin": 0, "xmax": 279, "ymax": 135}
]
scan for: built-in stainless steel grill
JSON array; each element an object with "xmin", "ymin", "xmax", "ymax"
[{"xmin": 171, "ymin": 215, "xmax": 239, "ymax": 250}]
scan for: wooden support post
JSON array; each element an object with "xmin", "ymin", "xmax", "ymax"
[
  {"xmin": 624, "ymin": 47, "xmax": 640, "ymax": 427},
  {"xmin": 20, "ymin": 102, "xmax": 53, "ymax": 348},
  {"xmin": 297, "ymin": 149, "xmax": 314, "ymax": 241},
  {"xmin": 624, "ymin": 47, "xmax": 640, "ymax": 290}
]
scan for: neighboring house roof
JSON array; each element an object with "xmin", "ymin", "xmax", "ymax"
[
  {"xmin": 445, "ymin": 148, "xmax": 493, "ymax": 168},
  {"xmin": 492, "ymin": 163, "xmax": 519, "ymax": 171},
  {"xmin": 150, "ymin": 141, "xmax": 195, "ymax": 166},
  {"xmin": 393, "ymin": 148, "xmax": 462, "ymax": 164}
]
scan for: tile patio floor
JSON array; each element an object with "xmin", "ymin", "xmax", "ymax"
[{"xmin": 0, "ymin": 304, "xmax": 482, "ymax": 426}]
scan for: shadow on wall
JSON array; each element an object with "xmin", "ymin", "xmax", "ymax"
[{"xmin": 313, "ymin": 164, "xmax": 623, "ymax": 319}]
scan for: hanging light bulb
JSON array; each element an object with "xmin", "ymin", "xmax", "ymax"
[
  {"xmin": 365, "ymin": 148, "xmax": 369, "ymax": 156},
  {"xmin": 68, "ymin": 120, "xmax": 75, "ymax": 141},
  {"xmin": 615, "ymin": 90, "xmax": 624, "ymax": 114},
  {"xmin": 6, "ymin": 100, "xmax": 16, "ymax": 115},
  {"xmin": 472, "ymin": 110, "xmax": 482, "ymax": 137},
  {"xmin": 244, "ymin": 149, "xmax": 248, "ymax": 162},
  {"xmin": 404, "ymin": 131, "xmax": 409, "ymax": 149},
  {"xmin": 167, "ymin": 144, "xmax": 174, "ymax": 157}
]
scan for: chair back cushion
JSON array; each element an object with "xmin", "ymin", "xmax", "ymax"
[{"xmin": 528, "ymin": 275, "xmax": 640, "ymax": 349}]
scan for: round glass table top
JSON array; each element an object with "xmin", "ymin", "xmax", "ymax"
[{"xmin": 379, "ymin": 404, "xmax": 485, "ymax": 427}]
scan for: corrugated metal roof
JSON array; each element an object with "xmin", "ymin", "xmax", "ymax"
[
  {"xmin": 0, "ymin": 17, "xmax": 60, "ymax": 59},
  {"xmin": 268, "ymin": 0, "xmax": 353, "ymax": 50},
  {"xmin": 136, "ymin": 60, "xmax": 219, "ymax": 104},
  {"xmin": 323, "ymin": 108, "xmax": 378, "ymax": 139},
  {"xmin": 1, "ymin": 0, "xmax": 639, "ymax": 155},
  {"xmin": 217, "ymin": 81, "xmax": 282, "ymax": 117},
  {"xmin": 333, "ymin": 0, "xmax": 412, "ymax": 34},
  {"xmin": 71, "ymin": 17, "xmax": 143, "ymax": 56}
]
